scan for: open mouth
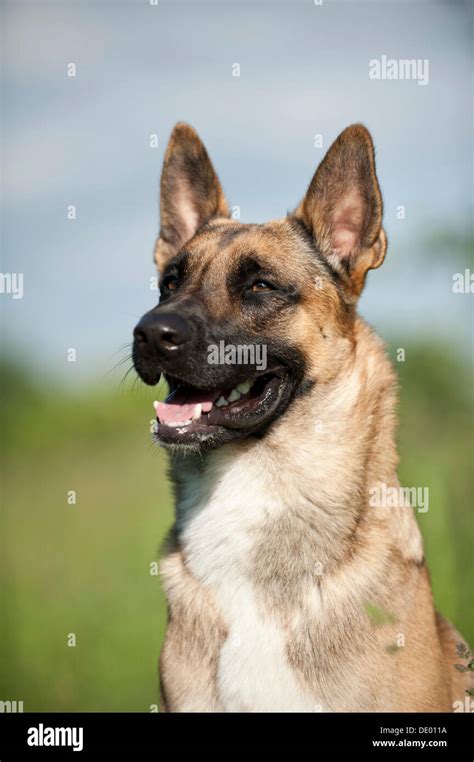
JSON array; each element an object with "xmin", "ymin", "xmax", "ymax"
[{"xmin": 151, "ymin": 368, "xmax": 290, "ymax": 447}]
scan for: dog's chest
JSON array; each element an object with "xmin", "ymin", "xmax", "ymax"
[{"xmin": 178, "ymin": 456, "xmax": 321, "ymax": 712}]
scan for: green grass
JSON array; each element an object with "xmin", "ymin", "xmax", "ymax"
[
  {"xmin": 0, "ymin": 344, "xmax": 472, "ymax": 711},
  {"xmin": 1, "ymin": 370, "xmax": 173, "ymax": 711},
  {"xmin": 395, "ymin": 343, "xmax": 473, "ymax": 637}
]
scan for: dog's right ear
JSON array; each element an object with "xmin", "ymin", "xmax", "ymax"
[{"xmin": 154, "ymin": 123, "xmax": 229, "ymax": 271}]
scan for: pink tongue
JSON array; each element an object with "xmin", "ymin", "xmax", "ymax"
[{"xmin": 154, "ymin": 389, "xmax": 219, "ymax": 424}]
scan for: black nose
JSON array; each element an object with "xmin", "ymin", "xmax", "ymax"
[{"xmin": 133, "ymin": 312, "xmax": 192, "ymax": 355}]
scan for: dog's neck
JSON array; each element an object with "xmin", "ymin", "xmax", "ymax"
[{"xmin": 171, "ymin": 318, "xmax": 404, "ymax": 570}]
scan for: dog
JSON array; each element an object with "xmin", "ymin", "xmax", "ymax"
[{"xmin": 132, "ymin": 122, "xmax": 471, "ymax": 712}]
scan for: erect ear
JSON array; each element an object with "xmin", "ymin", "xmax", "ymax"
[
  {"xmin": 154, "ymin": 123, "xmax": 229, "ymax": 271},
  {"xmin": 294, "ymin": 124, "xmax": 387, "ymax": 297}
]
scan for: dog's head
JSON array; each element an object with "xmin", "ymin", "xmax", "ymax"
[{"xmin": 133, "ymin": 122, "xmax": 386, "ymax": 451}]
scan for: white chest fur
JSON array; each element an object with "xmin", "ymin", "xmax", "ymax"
[{"xmin": 177, "ymin": 447, "xmax": 322, "ymax": 712}]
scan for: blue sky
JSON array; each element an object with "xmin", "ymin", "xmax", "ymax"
[{"xmin": 2, "ymin": 0, "xmax": 472, "ymax": 385}]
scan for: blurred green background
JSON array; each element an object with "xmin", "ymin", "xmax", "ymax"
[
  {"xmin": 1, "ymin": 365, "xmax": 172, "ymax": 712},
  {"xmin": 1, "ymin": 332, "xmax": 472, "ymax": 712}
]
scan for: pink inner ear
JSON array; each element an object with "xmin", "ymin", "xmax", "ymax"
[
  {"xmin": 174, "ymin": 176, "xmax": 200, "ymax": 244},
  {"xmin": 330, "ymin": 188, "xmax": 364, "ymax": 258}
]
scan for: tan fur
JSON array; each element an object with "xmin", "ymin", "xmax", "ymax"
[
  {"xmin": 160, "ymin": 319, "xmax": 471, "ymax": 711},
  {"xmin": 248, "ymin": 322, "xmax": 459, "ymax": 711},
  {"xmin": 151, "ymin": 123, "xmax": 471, "ymax": 712}
]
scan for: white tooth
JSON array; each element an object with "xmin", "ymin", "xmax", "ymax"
[
  {"xmin": 192, "ymin": 403, "xmax": 202, "ymax": 420},
  {"xmin": 216, "ymin": 396, "xmax": 229, "ymax": 408},
  {"xmin": 168, "ymin": 419, "xmax": 192, "ymax": 428},
  {"xmin": 153, "ymin": 400, "xmax": 160, "ymax": 412},
  {"xmin": 236, "ymin": 380, "xmax": 252, "ymax": 395},
  {"xmin": 228, "ymin": 388, "xmax": 241, "ymax": 402}
]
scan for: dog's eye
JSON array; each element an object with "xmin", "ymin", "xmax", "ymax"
[
  {"xmin": 249, "ymin": 280, "xmax": 275, "ymax": 293},
  {"xmin": 162, "ymin": 274, "xmax": 179, "ymax": 292}
]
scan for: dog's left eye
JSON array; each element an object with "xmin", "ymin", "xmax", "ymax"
[{"xmin": 249, "ymin": 280, "xmax": 275, "ymax": 293}]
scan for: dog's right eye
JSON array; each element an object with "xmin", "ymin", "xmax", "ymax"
[
  {"xmin": 161, "ymin": 274, "xmax": 179, "ymax": 292},
  {"xmin": 248, "ymin": 279, "xmax": 276, "ymax": 293}
]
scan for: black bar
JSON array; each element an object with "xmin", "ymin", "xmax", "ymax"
[{"xmin": 0, "ymin": 712, "xmax": 472, "ymax": 755}]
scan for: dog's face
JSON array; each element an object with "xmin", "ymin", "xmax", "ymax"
[{"xmin": 133, "ymin": 123, "xmax": 386, "ymax": 451}]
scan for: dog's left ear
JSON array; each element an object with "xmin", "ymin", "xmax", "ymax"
[
  {"xmin": 294, "ymin": 124, "xmax": 386, "ymax": 297},
  {"xmin": 154, "ymin": 123, "xmax": 229, "ymax": 271}
]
